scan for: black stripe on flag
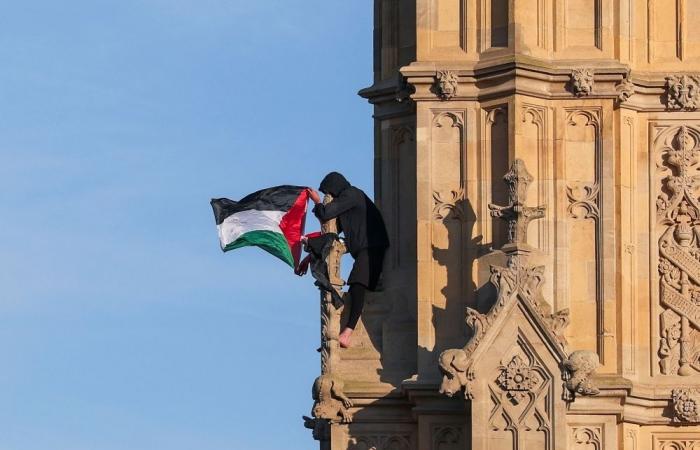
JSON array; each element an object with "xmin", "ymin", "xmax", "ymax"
[{"xmin": 210, "ymin": 185, "xmax": 306, "ymax": 225}]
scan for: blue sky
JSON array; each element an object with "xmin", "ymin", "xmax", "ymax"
[{"xmin": 0, "ymin": 2, "xmax": 373, "ymax": 449}]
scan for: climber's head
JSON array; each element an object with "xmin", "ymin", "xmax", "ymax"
[{"xmin": 319, "ymin": 172, "xmax": 351, "ymax": 197}]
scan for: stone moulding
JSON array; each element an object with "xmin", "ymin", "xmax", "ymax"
[{"xmin": 361, "ymin": 61, "xmax": 684, "ymax": 112}]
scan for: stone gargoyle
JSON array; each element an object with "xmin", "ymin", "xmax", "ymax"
[
  {"xmin": 307, "ymin": 373, "xmax": 353, "ymax": 424},
  {"xmin": 438, "ymin": 348, "xmax": 474, "ymax": 399},
  {"xmin": 562, "ymin": 350, "xmax": 600, "ymax": 398}
]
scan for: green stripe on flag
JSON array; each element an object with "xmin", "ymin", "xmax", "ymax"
[{"xmin": 224, "ymin": 230, "xmax": 294, "ymax": 268}]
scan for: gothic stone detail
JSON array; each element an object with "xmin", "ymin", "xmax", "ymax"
[
  {"xmin": 308, "ymin": 374, "xmax": 353, "ymax": 424},
  {"xmin": 570, "ymin": 426, "xmax": 602, "ymax": 450},
  {"xmin": 432, "ymin": 426, "xmax": 463, "ymax": 450},
  {"xmin": 349, "ymin": 434, "xmax": 411, "ymax": 450},
  {"xmin": 656, "ymin": 126, "xmax": 700, "ymax": 376},
  {"xmin": 562, "ymin": 350, "xmax": 600, "ymax": 399},
  {"xmin": 488, "ymin": 343, "xmax": 554, "ymax": 450},
  {"xmin": 617, "ymin": 74, "xmax": 635, "ymax": 103},
  {"xmin": 439, "ymin": 160, "xmax": 570, "ymax": 401},
  {"xmin": 433, "ymin": 189, "xmax": 466, "ymax": 221},
  {"xmin": 672, "ymin": 388, "xmax": 700, "ymax": 423},
  {"xmin": 496, "ymin": 354, "xmax": 541, "ymax": 405},
  {"xmin": 654, "ymin": 437, "xmax": 700, "ymax": 450},
  {"xmin": 665, "ymin": 75, "xmax": 700, "ymax": 110},
  {"xmin": 435, "ymin": 70, "xmax": 458, "ymax": 100},
  {"xmin": 567, "ymin": 182, "xmax": 600, "ymax": 220},
  {"xmin": 488, "ymin": 158, "xmax": 546, "ymax": 247},
  {"xmin": 571, "ymin": 68, "xmax": 595, "ymax": 97}
]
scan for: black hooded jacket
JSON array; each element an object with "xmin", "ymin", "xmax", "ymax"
[{"xmin": 312, "ymin": 172, "xmax": 389, "ymax": 257}]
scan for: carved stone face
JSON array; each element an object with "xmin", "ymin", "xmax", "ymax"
[
  {"xmin": 439, "ymin": 375, "xmax": 462, "ymax": 398},
  {"xmin": 439, "ymin": 78, "xmax": 456, "ymax": 96}
]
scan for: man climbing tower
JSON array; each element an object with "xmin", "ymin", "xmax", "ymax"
[{"xmin": 297, "ymin": 172, "xmax": 389, "ymax": 348}]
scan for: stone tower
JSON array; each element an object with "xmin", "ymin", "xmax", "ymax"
[{"xmin": 305, "ymin": 1, "xmax": 700, "ymax": 449}]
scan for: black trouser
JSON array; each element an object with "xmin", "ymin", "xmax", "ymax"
[{"xmin": 345, "ymin": 247, "xmax": 386, "ymax": 330}]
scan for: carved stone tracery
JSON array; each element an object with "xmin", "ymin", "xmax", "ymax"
[
  {"xmin": 438, "ymin": 160, "xmax": 574, "ymax": 404},
  {"xmin": 571, "ymin": 426, "xmax": 602, "ymax": 450},
  {"xmin": 349, "ymin": 434, "xmax": 411, "ymax": 450},
  {"xmin": 656, "ymin": 126, "xmax": 700, "ymax": 375}
]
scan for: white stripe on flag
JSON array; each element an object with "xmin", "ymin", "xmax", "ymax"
[{"xmin": 217, "ymin": 209, "xmax": 286, "ymax": 248}]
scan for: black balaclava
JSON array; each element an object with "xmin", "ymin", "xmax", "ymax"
[{"xmin": 318, "ymin": 172, "xmax": 351, "ymax": 197}]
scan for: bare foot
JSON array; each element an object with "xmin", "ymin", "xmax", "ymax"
[{"xmin": 338, "ymin": 328, "xmax": 354, "ymax": 348}]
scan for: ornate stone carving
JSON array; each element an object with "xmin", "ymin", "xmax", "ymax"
[
  {"xmin": 438, "ymin": 348, "xmax": 473, "ymax": 399},
  {"xmin": 656, "ymin": 126, "xmax": 700, "ymax": 376},
  {"xmin": 655, "ymin": 438, "xmax": 700, "ymax": 450},
  {"xmin": 488, "ymin": 344, "xmax": 553, "ymax": 448},
  {"xmin": 433, "ymin": 189, "xmax": 465, "ymax": 221},
  {"xmin": 617, "ymin": 73, "xmax": 635, "ymax": 103},
  {"xmin": 432, "ymin": 427, "xmax": 463, "ymax": 450},
  {"xmin": 435, "ymin": 70, "xmax": 458, "ymax": 100},
  {"xmin": 349, "ymin": 434, "xmax": 411, "ymax": 450},
  {"xmin": 439, "ymin": 160, "xmax": 571, "ymax": 401},
  {"xmin": 488, "ymin": 158, "xmax": 546, "ymax": 247},
  {"xmin": 665, "ymin": 75, "xmax": 700, "ymax": 110},
  {"xmin": 571, "ymin": 68, "xmax": 595, "ymax": 97},
  {"xmin": 571, "ymin": 426, "xmax": 602, "ymax": 450},
  {"xmin": 563, "ymin": 350, "xmax": 600, "ymax": 399},
  {"xmin": 567, "ymin": 182, "xmax": 600, "ymax": 220},
  {"xmin": 496, "ymin": 355, "xmax": 541, "ymax": 405},
  {"xmin": 672, "ymin": 388, "xmax": 700, "ymax": 423}
]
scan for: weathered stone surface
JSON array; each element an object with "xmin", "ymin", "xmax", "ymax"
[{"xmin": 309, "ymin": 1, "xmax": 700, "ymax": 448}]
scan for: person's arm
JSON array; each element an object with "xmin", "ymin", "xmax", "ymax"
[{"xmin": 311, "ymin": 190, "xmax": 356, "ymax": 221}]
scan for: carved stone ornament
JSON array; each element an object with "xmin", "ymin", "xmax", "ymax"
[
  {"xmin": 439, "ymin": 160, "xmax": 571, "ymax": 401},
  {"xmin": 616, "ymin": 74, "xmax": 635, "ymax": 103},
  {"xmin": 496, "ymin": 355, "xmax": 541, "ymax": 404},
  {"xmin": 562, "ymin": 350, "xmax": 600, "ymax": 399},
  {"xmin": 571, "ymin": 427, "xmax": 602, "ymax": 449},
  {"xmin": 349, "ymin": 434, "xmax": 411, "ymax": 450},
  {"xmin": 656, "ymin": 439, "xmax": 700, "ymax": 450},
  {"xmin": 488, "ymin": 158, "xmax": 546, "ymax": 247},
  {"xmin": 567, "ymin": 182, "xmax": 600, "ymax": 220},
  {"xmin": 308, "ymin": 374, "xmax": 353, "ymax": 424},
  {"xmin": 433, "ymin": 189, "xmax": 465, "ymax": 221},
  {"xmin": 672, "ymin": 388, "xmax": 700, "ymax": 423},
  {"xmin": 656, "ymin": 126, "xmax": 700, "ymax": 376},
  {"xmin": 435, "ymin": 70, "xmax": 458, "ymax": 100},
  {"xmin": 665, "ymin": 75, "xmax": 700, "ymax": 110},
  {"xmin": 571, "ymin": 68, "xmax": 595, "ymax": 97}
]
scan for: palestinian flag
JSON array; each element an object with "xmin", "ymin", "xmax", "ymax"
[{"xmin": 211, "ymin": 185, "xmax": 309, "ymax": 269}]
